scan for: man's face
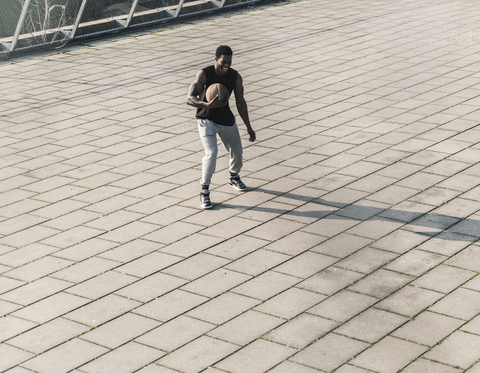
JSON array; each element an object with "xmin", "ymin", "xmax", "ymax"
[{"xmin": 215, "ymin": 55, "xmax": 232, "ymax": 76}]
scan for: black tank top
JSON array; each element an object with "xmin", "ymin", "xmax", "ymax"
[{"xmin": 196, "ymin": 65, "xmax": 238, "ymax": 126}]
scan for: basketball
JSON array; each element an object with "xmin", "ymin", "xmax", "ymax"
[{"xmin": 206, "ymin": 83, "xmax": 230, "ymax": 103}]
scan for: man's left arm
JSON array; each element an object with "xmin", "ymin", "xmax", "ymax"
[{"xmin": 234, "ymin": 74, "xmax": 256, "ymax": 142}]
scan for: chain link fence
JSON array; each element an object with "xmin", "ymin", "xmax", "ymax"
[{"xmin": 1, "ymin": 0, "xmax": 263, "ymax": 56}]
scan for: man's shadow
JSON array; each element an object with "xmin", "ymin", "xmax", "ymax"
[{"xmin": 219, "ymin": 187, "xmax": 480, "ymax": 242}]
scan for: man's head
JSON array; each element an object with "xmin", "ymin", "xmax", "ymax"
[
  {"xmin": 216, "ymin": 45, "xmax": 233, "ymax": 58},
  {"xmin": 215, "ymin": 45, "xmax": 233, "ymax": 76}
]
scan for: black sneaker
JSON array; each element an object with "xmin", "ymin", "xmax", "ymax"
[
  {"xmin": 228, "ymin": 175, "xmax": 247, "ymax": 191},
  {"xmin": 200, "ymin": 190, "xmax": 212, "ymax": 209}
]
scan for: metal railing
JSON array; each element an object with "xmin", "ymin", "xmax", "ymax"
[{"xmin": 0, "ymin": 0, "xmax": 264, "ymax": 55}]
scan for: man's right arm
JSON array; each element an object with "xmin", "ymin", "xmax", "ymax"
[
  {"xmin": 187, "ymin": 70, "xmax": 227, "ymax": 109},
  {"xmin": 187, "ymin": 70, "xmax": 207, "ymax": 108}
]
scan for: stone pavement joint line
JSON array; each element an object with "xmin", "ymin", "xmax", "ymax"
[{"xmin": 1, "ymin": 0, "xmax": 480, "ymax": 372}]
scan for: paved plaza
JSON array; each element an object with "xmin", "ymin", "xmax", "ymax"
[{"xmin": 1, "ymin": 0, "xmax": 480, "ymax": 372}]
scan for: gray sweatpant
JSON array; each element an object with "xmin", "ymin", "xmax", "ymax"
[{"xmin": 197, "ymin": 118, "xmax": 243, "ymax": 187}]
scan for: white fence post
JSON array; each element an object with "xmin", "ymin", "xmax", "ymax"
[
  {"xmin": 69, "ymin": 0, "xmax": 89, "ymax": 39},
  {"xmin": 174, "ymin": 0, "xmax": 186, "ymax": 18},
  {"xmin": 125, "ymin": 0, "xmax": 140, "ymax": 27},
  {"xmin": 4, "ymin": 0, "xmax": 32, "ymax": 51}
]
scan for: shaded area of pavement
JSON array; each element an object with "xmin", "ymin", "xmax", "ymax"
[{"xmin": 1, "ymin": 0, "xmax": 480, "ymax": 372}]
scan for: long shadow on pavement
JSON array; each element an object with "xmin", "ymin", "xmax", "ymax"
[{"xmin": 219, "ymin": 187, "xmax": 480, "ymax": 242}]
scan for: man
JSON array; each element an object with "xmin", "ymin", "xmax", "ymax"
[{"xmin": 187, "ymin": 45, "xmax": 256, "ymax": 209}]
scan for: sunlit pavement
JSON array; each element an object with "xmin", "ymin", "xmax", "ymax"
[{"xmin": 1, "ymin": 0, "xmax": 480, "ymax": 372}]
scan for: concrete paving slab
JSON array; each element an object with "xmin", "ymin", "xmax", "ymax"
[{"xmin": 350, "ymin": 336, "xmax": 428, "ymax": 373}]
